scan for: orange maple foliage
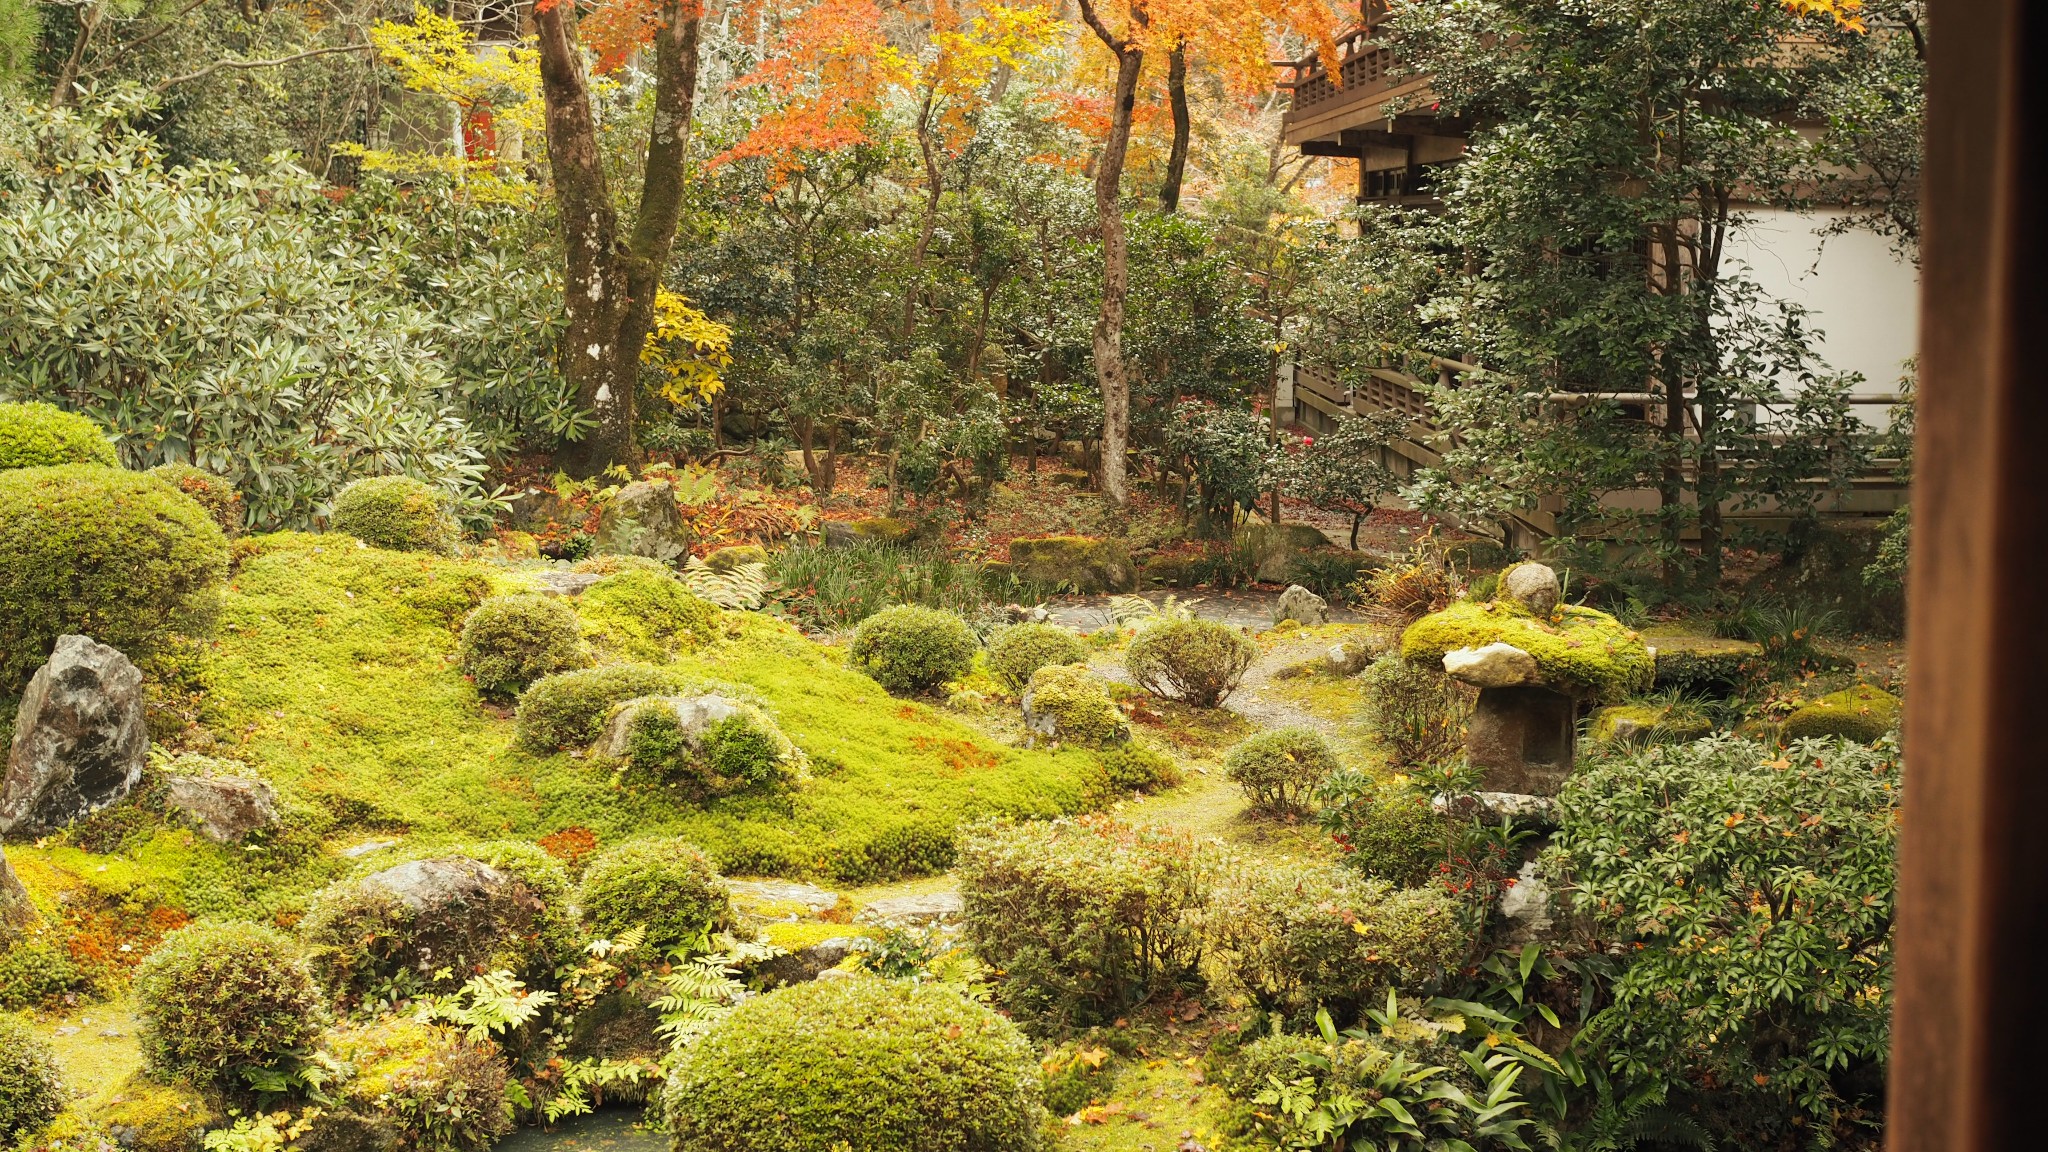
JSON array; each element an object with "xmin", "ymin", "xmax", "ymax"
[
  {"xmin": 545, "ymin": 0, "xmax": 709, "ymax": 74},
  {"xmin": 711, "ymin": 0, "xmax": 910, "ymax": 179}
]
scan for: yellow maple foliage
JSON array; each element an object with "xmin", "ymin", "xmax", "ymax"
[{"xmin": 642, "ymin": 289, "xmax": 734, "ymax": 405}]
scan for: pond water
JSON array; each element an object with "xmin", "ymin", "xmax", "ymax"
[{"xmin": 499, "ymin": 1110, "xmax": 667, "ymax": 1152}]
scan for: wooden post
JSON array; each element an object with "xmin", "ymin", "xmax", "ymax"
[{"xmin": 1888, "ymin": 1, "xmax": 2048, "ymax": 1148}]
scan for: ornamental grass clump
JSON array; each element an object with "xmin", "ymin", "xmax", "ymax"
[
  {"xmin": 0, "ymin": 464, "xmax": 228, "ymax": 692},
  {"xmin": 328, "ymin": 475, "xmax": 459, "ymax": 553},
  {"xmin": 457, "ymin": 593, "xmax": 588, "ymax": 700},
  {"xmin": 848, "ymin": 604, "xmax": 978, "ymax": 694},
  {"xmin": 1123, "ymin": 617, "xmax": 1256, "ymax": 707},
  {"xmin": 1223, "ymin": 727, "xmax": 1340, "ymax": 813},
  {"xmin": 515, "ymin": 663, "xmax": 684, "ymax": 751},
  {"xmin": 132, "ymin": 920, "xmax": 323, "ymax": 1091},
  {"xmin": 0, "ymin": 1014, "xmax": 64, "ymax": 1142},
  {"xmin": 577, "ymin": 836, "xmax": 732, "ymax": 950},
  {"xmin": 986, "ymin": 622, "xmax": 1087, "ymax": 691},
  {"xmin": 958, "ymin": 815, "xmax": 1210, "ymax": 1029},
  {"xmin": 664, "ymin": 975, "xmax": 1045, "ymax": 1152},
  {"xmin": 0, "ymin": 400, "xmax": 117, "ymax": 470}
]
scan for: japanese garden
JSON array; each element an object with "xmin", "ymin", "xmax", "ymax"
[{"xmin": 0, "ymin": 1, "xmax": 1922, "ymax": 1151}]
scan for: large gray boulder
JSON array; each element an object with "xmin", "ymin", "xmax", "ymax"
[
  {"xmin": 1, "ymin": 636, "xmax": 148, "ymax": 836},
  {"xmin": 598, "ymin": 694, "xmax": 744, "ymax": 759},
  {"xmin": 595, "ymin": 480, "xmax": 691, "ymax": 563},
  {"xmin": 1, "ymin": 846, "xmax": 34, "ymax": 933},
  {"xmin": 1272, "ymin": 584, "xmax": 1329, "ymax": 627}
]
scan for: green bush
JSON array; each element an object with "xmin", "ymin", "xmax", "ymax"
[
  {"xmin": 132, "ymin": 920, "xmax": 323, "ymax": 1090},
  {"xmin": 0, "ymin": 1013, "xmax": 64, "ymax": 1142},
  {"xmin": 1779, "ymin": 684, "xmax": 1901, "ymax": 743},
  {"xmin": 959, "ymin": 815, "xmax": 1210, "ymax": 1029},
  {"xmin": 1021, "ymin": 664, "xmax": 1128, "ymax": 749},
  {"xmin": 616, "ymin": 696, "xmax": 803, "ymax": 800},
  {"xmin": 149, "ymin": 462, "xmax": 244, "ymax": 536},
  {"xmin": 1123, "ymin": 618, "xmax": 1256, "ymax": 707},
  {"xmin": 848, "ymin": 605, "xmax": 978, "ymax": 694},
  {"xmin": 1551, "ymin": 735, "xmax": 1899, "ymax": 1139},
  {"xmin": 1203, "ymin": 858, "xmax": 1468, "ymax": 1023},
  {"xmin": 579, "ymin": 569, "xmax": 720, "ymax": 661},
  {"xmin": 1086, "ymin": 743, "xmax": 1183, "ymax": 800},
  {"xmin": 578, "ymin": 837, "xmax": 733, "ymax": 951},
  {"xmin": 1219, "ymin": 1029, "xmax": 1505, "ymax": 1152},
  {"xmin": 1314, "ymin": 770, "xmax": 1447, "ymax": 888},
  {"xmin": 0, "ymin": 937, "xmax": 98, "ymax": 1011},
  {"xmin": 664, "ymin": 975, "xmax": 1045, "ymax": 1152},
  {"xmin": 457, "ymin": 593, "xmax": 587, "ymax": 700},
  {"xmin": 329, "ymin": 475, "xmax": 459, "ymax": 553},
  {"xmin": 0, "ymin": 401, "xmax": 118, "ymax": 470},
  {"xmin": 0, "ymin": 464, "xmax": 228, "ymax": 692},
  {"xmin": 318, "ymin": 1017, "xmax": 512, "ymax": 1152},
  {"xmin": 986, "ymin": 622, "xmax": 1087, "ymax": 691},
  {"xmin": 1359, "ymin": 653, "xmax": 1469, "ymax": 769},
  {"xmin": 515, "ymin": 663, "xmax": 683, "ymax": 751},
  {"xmin": 1224, "ymin": 727, "xmax": 1340, "ymax": 813}
]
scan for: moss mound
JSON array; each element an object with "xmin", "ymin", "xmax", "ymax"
[
  {"xmin": 1780, "ymin": 685, "xmax": 1901, "ymax": 743},
  {"xmin": 329, "ymin": 475, "xmax": 458, "ymax": 554},
  {"xmin": 0, "ymin": 401, "xmax": 118, "ymax": 470},
  {"xmin": 1402, "ymin": 599, "xmax": 1652, "ymax": 700},
  {"xmin": 580, "ymin": 569, "xmax": 720, "ymax": 661},
  {"xmin": 91, "ymin": 1073, "xmax": 217, "ymax": 1152},
  {"xmin": 1021, "ymin": 664, "xmax": 1128, "ymax": 749},
  {"xmin": 578, "ymin": 837, "xmax": 732, "ymax": 950},
  {"xmin": 1007, "ymin": 535, "xmax": 1136, "ymax": 593},
  {"xmin": 458, "ymin": 593, "xmax": 588, "ymax": 700},
  {"xmin": 0, "ymin": 464, "xmax": 228, "ymax": 691},
  {"xmin": 664, "ymin": 975, "xmax": 1045, "ymax": 1152},
  {"xmin": 1590, "ymin": 703, "xmax": 1714, "ymax": 746},
  {"xmin": 149, "ymin": 462, "xmax": 244, "ymax": 536}
]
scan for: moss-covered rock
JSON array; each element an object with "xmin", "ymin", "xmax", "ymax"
[
  {"xmin": 1021, "ymin": 664, "xmax": 1128, "ymax": 749},
  {"xmin": 0, "ymin": 401, "xmax": 118, "ymax": 471},
  {"xmin": 1235, "ymin": 522, "xmax": 1333, "ymax": 584},
  {"xmin": 605, "ymin": 693, "xmax": 804, "ymax": 799},
  {"xmin": 1780, "ymin": 685, "xmax": 1901, "ymax": 744},
  {"xmin": 514, "ymin": 663, "xmax": 687, "ymax": 752},
  {"xmin": 1647, "ymin": 634, "xmax": 1763, "ymax": 694},
  {"xmin": 92, "ymin": 1073, "xmax": 216, "ymax": 1152},
  {"xmin": 1007, "ymin": 535, "xmax": 1137, "ymax": 593},
  {"xmin": 1402, "ymin": 599, "xmax": 1652, "ymax": 701},
  {"xmin": 704, "ymin": 544, "xmax": 768, "ymax": 573},
  {"xmin": 317, "ymin": 1016, "xmax": 512, "ymax": 1152},
  {"xmin": 579, "ymin": 569, "xmax": 720, "ymax": 661},
  {"xmin": 1589, "ymin": 704, "xmax": 1714, "ymax": 747},
  {"xmin": 301, "ymin": 852, "xmax": 562, "ymax": 999}
]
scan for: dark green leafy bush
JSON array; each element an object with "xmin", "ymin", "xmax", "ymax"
[
  {"xmin": 318, "ymin": 1017, "xmax": 512, "ymax": 1152},
  {"xmin": 149, "ymin": 462, "xmax": 244, "ymax": 535},
  {"xmin": 132, "ymin": 920, "xmax": 323, "ymax": 1090},
  {"xmin": 1202, "ymin": 858, "xmax": 1468, "ymax": 1023},
  {"xmin": 664, "ymin": 975, "xmax": 1045, "ymax": 1152},
  {"xmin": 0, "ymin": 464, "xmax": 228, "ymax": 692},
  {"xmin": 1314, "ymin": 769, "xmax": 1447, "ymax": 888},
  {"xmin": 986, "ymin": 622, "xmax": 1087, "ymax": 691},
  {"xmin": 958, "ymin": 816, "xmax": 1210, "ymax": 1029},
  {"xmin": 1358, "ymin": 653, "xmax": 1469, "ymax": 768},
  {"xmin": 1550, "ymin": 735, "xmax": 1899, "ymax": 1140},
  {"xmin": 329, "ymin": 475, "xmax": 459, "ymax": 553},
  {"xmin": 515, "ymin": 663, "xmax": 684, "ymax": 751},
  {"xmin": 848, "ymin": 605, "xmax": 978, "ymax": 694},
  {"xmin": 0, "ymin": 401, "xmax": 118, "ymax": 470},
  {"xmin": 0, "ymin": 1012, "xmax": 64, "ymax": 1142},
  {"xmin": 1223, "ymin": 727, "xmax": 1340, "ymax": 813},
  {"xmin": 577, "ymin": 837, "xmax": 732, "ymax": 951},
  {"xmin": 457, "ymin": 593, "xmax": 587, "ymax": 700},
  {"xmin": 1123, "ymin": 618, "xmax": 1255, "ymax": 707},
  {"xmin": 578, "ymin": 569, "xmax": 720, "ymax": 661}
]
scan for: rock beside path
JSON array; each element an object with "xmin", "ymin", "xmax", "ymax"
[
  {"xmin": 1272, "ymin": 584, "xmax": 1329, "ymax": 626},
  {"xmin": 1, "ymin": 635, "xmax": 148, "ymax": 836}
]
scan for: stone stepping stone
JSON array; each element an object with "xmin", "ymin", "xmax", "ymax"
[{"xmin": 863, "ymin": 891, "xmax": 964, "ymax": 922}]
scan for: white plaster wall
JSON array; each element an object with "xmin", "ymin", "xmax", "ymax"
[{"xmin": 1726, "ymin": 206, "xmax": 1919, "ymax": 425}]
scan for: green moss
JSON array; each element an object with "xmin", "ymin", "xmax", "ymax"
[
  {"xmin": 1006, "ymin": 535, "xmax": 1136, "ymax": 593},
  {"xmin": 1022, "ymin": 664, "xmax": 1128, "ymax": 749},
  {"xmin": 1648, "ymin": 634, "xmax": 1763, "ymax": 694},
  {"xmin": 0, "ymin": 401, "xmax": 118, "ymax": 471},
  {"xmin": 328, "ymin": 476, "xmax": 458, "ymax": 554},
  {"xmin": 1401, "ymin": 599, "xmax": 1652, "ymax": 700},
  {"xmin": 148, "ymin": 464, "xmax": 243, "ymax": 537},
  {"xmin": 91, "ymin": 1073, "xmax": 216, "ymax": 1152},
  {"xmin": 578, "ymin": 569, "xmax": 719, "ymax": 662},
  {"xmin": 1780, "ymin": 685, "xmax": 1901, "ymax": 744},
  {"xmin": 759, "ymin": 920, "xmax": 868, "ymax": 952},
  {"xmin": 515, "ymin": 663, "xmax": 687, "ymax": 752},
  {"xmin": 1589, "ymin": 704, "xmax": 1714, "ymax": 746},
  {"xmin": 704, "ymin": 544, "xmax": 768, "ymax": 573},
  {"xmin": 849, "ymin": 516, "xmax": 913, "ymax": 544}
]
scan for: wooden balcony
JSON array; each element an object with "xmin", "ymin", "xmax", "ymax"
[{"xmin": 1277, "ymin": 28, "xmax": 1432, "ymax": 147}]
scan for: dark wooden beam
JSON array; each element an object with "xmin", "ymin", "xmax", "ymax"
[{"xmin": 1889, "ymin": 1, "xmax": 2048, "ymax": 1149}]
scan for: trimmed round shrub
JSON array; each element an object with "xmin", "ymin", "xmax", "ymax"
[
  {"xmin": 1224, "ymin": 727, "xmax": 1341, "ymax": 813},
  {"xmin": 1021, "ymin": 664, "xmax": 1128, "ymax": 749},
  {"xmin": 1779, "ymin": 685, "xmax": 1901, "ymax": 744},
  {"xmin": 848, "ymin": 605, "xmax": 978, "ymax": 694},
  {"xmin": 1123, "ymin": 617, "xmax": 1256, "ymax": 707},
  {"xmin": 664, "ymin": 975, "xmax": 1045, "ymax": 1152},
  {"xmin": 1315, "ymin": 768, "xmax": 1448, "ymax": 887},
  {"xmin": 458, "ymin": 594, "xmax": 587, "ymax": 701},
  {"xmin": 1086, "ymin": 743, "xmax": 1182, "ymax": 800},
  {"xmin": 328, "ymin": 475, "xmax": 458, "ymax": 553},
  {"xmin": 986, "ymin": 622, "xmax": 1086, "ymax": 691},
  {"xmin": 579, "ymin": 569, "xmax": 719, "ymax": 661},
  {"xmin": 516, "ymin": 663, "xmax": 684, "ymax": 751},
  {"xmin": 0, "ymin": 401, "xmax": 117, "ymax": 470},
  {"xmin": 318, "ymin": 1018, "xmax": 512, "ymax": 1152},
  {"xmin": 133, "ymin": 920, "xmax": 323, "ymax": 1089},
  {"xmin": 578, "ymin": 837, "xmax": 732, "ymax": 950},
  {"xmin": 0, "ymin": 1013, "xmax": 64, "ymax": 1142},
  {"xmin": 149, "ymin": 462, "xmax": 243, "ymax": 535},
  {"xmin": 0, "ymin": 464, "xmax": 228, "ymax": 692}
]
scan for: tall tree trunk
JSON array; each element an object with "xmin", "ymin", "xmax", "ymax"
[
  {"xmin": 904, "ymin": 91, "xmax": 944, "ymax": 340},
  {"xmin": 1160, "ymin": 41, "xmax": 1190, "ymax": 213},
  {"xmin": 51, "ymin": 0, "xmax": 106, "ymax": 108},
  {"xmin": 534, "ymin": 0, "xmax": 704, "ymax": 477},
  {"xmin": 1078, "ymin": 0, "xmax": 1143, "ymax": 508}
]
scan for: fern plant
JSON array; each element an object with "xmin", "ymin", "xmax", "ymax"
[
  {"xmin": 652, "ymin": 932, "xmax": 785, "ymax": 1049},
  {"xmin": 418, "ymin": 969, "xmax": 558, "ymax": 1045},
  {"xmin": 681, "ymin": 555, "xmax": 772, "ymax": 610}
]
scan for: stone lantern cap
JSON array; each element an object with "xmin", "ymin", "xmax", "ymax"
[{"xmin": 1401, "ymin": 563, "xmax": 1653, "ymax": 700}]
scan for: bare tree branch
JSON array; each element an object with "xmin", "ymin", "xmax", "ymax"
[{"xmin": 153, "ymin": 42, "xmax": 369, "ymax": 92}]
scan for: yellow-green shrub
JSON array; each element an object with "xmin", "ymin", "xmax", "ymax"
[
  {"xmin": 848, "ymin": 605, "xmax": 978, "ymax": 694},
  {"xmin": 318, "ymin": 1017, "xmax": 512, "ymax": 1152},
  {"xmin": 577, "ymin": 837, "xmax": 732, "ymax": 950},
  {"xmin": 1124, "ymin": 618, "xmax": 1256, "ymax": 707},
  {"xmin": 1086, "ymin": 743, "xmax": 1182, "ymax": 800},
  {"xmin": 514, "ymin": 663, "xmax": 685, "ymax": 751},
  {"xmin": 149, "ymin": 463, "xmax": 243, "ymax": 536},
  {"xmin": 457, "ymin": 593, "xmax": 587, "ymax": 700},
  {"xmin": 0, "ymin": 400, "xmax": 117, "ymax": 470},
  {"xmin": 1223, "ymin": 727, "xmax": 1340, "ymax": 813},
  {"xmin": 986, "ymin": 622, "xmax": 1086, "ymax": 691},
  {"xmin": 328, "ymin": 475, "xmax": 458, "ymax": 554},
  {"xmin": 0, "ymin": 464, "xmax": 228, "ymax": 691},
  {"xmin": 579, "ymin": 569, "xmax": 719, "ymax": 661},
  {"xmin": 0, "ymin": 1012, "xmax": 64, "ymax": 1142},
  {"xmin": 132, "ymin": 920, "xmax": 323, "ymax": 1090},
  {"xmin": 1022, "ymin": 664, "xmax": 1128, "ymax": 749},
  {"xmin": 663, "ymin": 976, "xmax": 1045, "ymax": 1152},
  {"xmin": 1779, "ymin": 685, "xmax": 1900, "ymax": 743}
]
